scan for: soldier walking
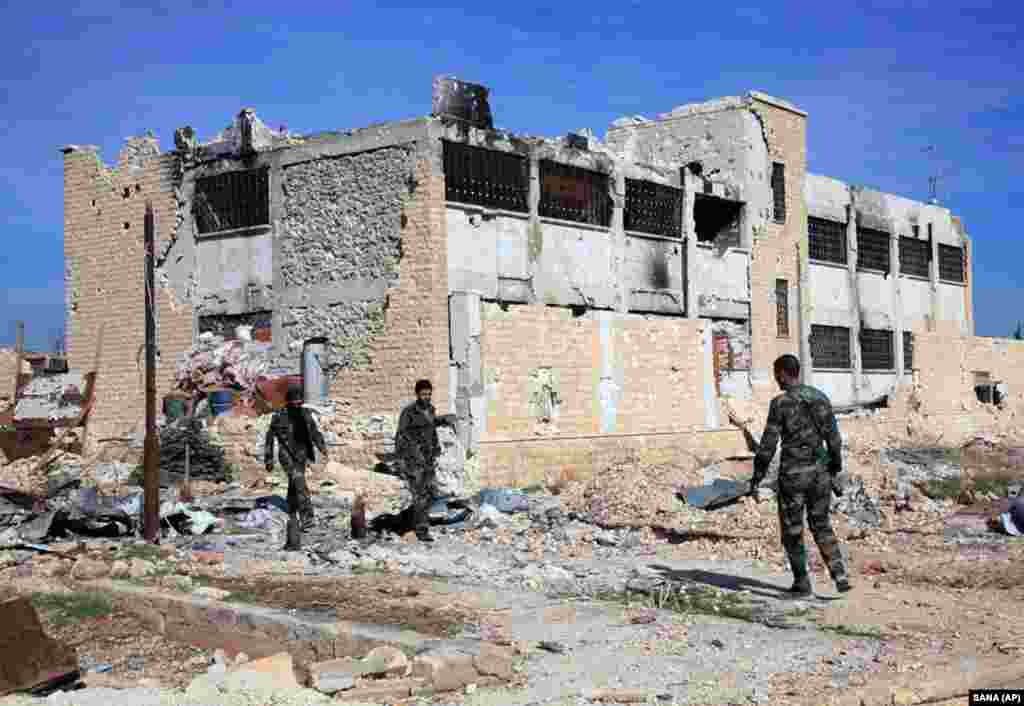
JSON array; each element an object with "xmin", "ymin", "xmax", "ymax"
[
  {"xmin": 749, "ymin": 354, "xmax": 851, "ymax": 597},
  {"xmin": 395, "ymin": 380, "xmax": 450, "ymax": 543},
  {"xmin": 265, "ymin": 386, "xmax": 328, "ymax": 551}
]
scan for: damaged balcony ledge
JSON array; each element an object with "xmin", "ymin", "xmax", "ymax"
[
  {"xmin": 939, "ymin": 279, "xmax": 967, "ymax": 288},
  {"xmin": 538, "ymin": 216, "xmax": 611, "ymax": 234},
  {"xmin": 696, "ymin": 243, "xmax": 750, "ymax": 255},
  {"xmin": 901, "ymin": 273, "xmax": 932, "ymax": 284},
  {"xmin": 624, "ymin": 229, "xmax": 683, "ymax": 243},
  {"xmin": 446, "ymin": 201, "xmax": 529, "ymax": 221},
  {"xmin": 809, "ymin": 259, "xmax": 850, "ymax": 271},
  {"xmin": 194, "ymin": 224, "xmax": 273, "ymax": 241}
]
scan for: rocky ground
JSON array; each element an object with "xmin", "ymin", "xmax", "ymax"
[{"xmin": 1, "ymin": 428, "xmax": 1023, "ymax": 706}]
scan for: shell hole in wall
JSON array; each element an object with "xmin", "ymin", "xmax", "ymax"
[
  {"xmin": 695, "ymin": 193, "xmax": 743, "ymax": 247},
  {"xmin": 122, "ymin": 187, "xmax": 131, "ymax": 199},
  {"xmin": 124, "ymin": 222, "xmax": 130, "ymax": 230}
]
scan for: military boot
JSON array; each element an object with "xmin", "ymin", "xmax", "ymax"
[
  {"xmin": 785, "ymin": 575, "xmax": 813, "ymax": 599},
  {"xmin": 283, "ymin": 513, "xmax": 302, "ymax": 551}
]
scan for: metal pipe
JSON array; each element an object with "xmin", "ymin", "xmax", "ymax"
[{"xmin": 143, "ymin": 201, "xmax": 160, "ymax": 543}]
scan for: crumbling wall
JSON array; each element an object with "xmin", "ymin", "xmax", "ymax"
[
  {"xmin": 278, "ymin": 145, "xmax": 415, "ymax": 372},
  {"xmin": 280, "ymin": 146, "xmax": 412, "ymax": 289},
  {"xmin": 62, "ymin": 140, "xmax": 194, "ymax": 443},
  {"xmin": 0, "ymin": 348, "xmax": 20, "ymax": 405}
]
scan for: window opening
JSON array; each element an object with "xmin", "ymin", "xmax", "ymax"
[
  {"xmin": 808, "ymin": 217, "xmax": 847, "ymax": 264},
  {"xmin": 771, "ymin": 162, "xmax": 786, "ymax": 223},
  {"xmin": 624, "ymin": 178, "xmax": 682, "ymax": 237},
  {"xmin": 442, "ymin": 141, "xmax": 528, "ymax": 213},
  {"xmin": 694, "ymin": 194, "xmax": 742, "ymax": 247},
  {"xmin": 860, "ymin": 328, "xmax": 894, "ymax": 370},
  {"xmin": 775, "ymin": 279, "xmax": 789, "ymax": 337},
  {"xmin": 810, "ymin": 325, "xmax": 851, "ymax": 369},
  {"xmin": 899, "ymin": 236, "xmax": 930, "ymax": 278},
  {"xmin": 938, "ymin": 243, "xmax": 965, "ymax": 283},
  {"xmin": 193, "ymin": 167, "xmax": 270, "ymax": 234},
  {"xmin": 539, "ymin": 160, "xmax": 611, "ymax": 226},
  {"xmin": 857, "ymin": 227, "xmax": 891, "ymax": 273}
]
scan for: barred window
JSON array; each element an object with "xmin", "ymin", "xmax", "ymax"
[
  {"xmin": 775, "ymin": 279, "xmax": 789, "ymax": 337},
  {"xmin": 860, "ymin": 328, "xmax": 894, "ymax": 370},
  {"xmin": 539, "ymin": 160, "xmax": 612, "ymax": 226},
  {"xmin": 771, "ymin": 162, "xmax": 786, "ymax": 223},
  {"xmin": 903, "ymin": 331, "xmax": 914, "ymax": 370},
  {"xmin": 194, "ymin": 168, "xmax": 270, "ymax": 234},
  {"xmin": 899, "ymin": 236, "xmax": 930, "ymax": 278},
  {"xmin": 857, "ymin": 227, "xmax": 891, "ymax": 272},
  {"xmin": 811, "ymin": 325, "xmax": 851, "ymax": 369},
  {"xmin": 808, "ymin": 217, "xmax": 847, "ymax": 264},
  {"xmin": 442, "ymin": 141, "xmax": 528, "ymax": 212},
  {"xmin": 624, "ymin": 179, "xmax": 682, "ymax": 237},
  {"xmin": 938, "ymin": 244, "xmax": 965, "ymax": 283}
]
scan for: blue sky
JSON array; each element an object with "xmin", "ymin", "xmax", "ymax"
[{"xmin": 1, "ymin": 1, "xmax": 1021, "ymax": 350}]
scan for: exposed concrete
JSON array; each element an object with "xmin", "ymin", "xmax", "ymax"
[{"xmin": 450, "ymin": 291, "xmax": 484, "ymax": 452}]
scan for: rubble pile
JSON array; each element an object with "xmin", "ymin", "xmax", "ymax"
[
  {"xmin": 174, "ymin": 332, "xmax": 272, "ymax": 401},
  {"xmin": 159, "ymin": 418, "xmax": 229, "ymax": 486},
  {"xmin": 556, "ymin": 458, "xmax": 704, "ymax": 529}
]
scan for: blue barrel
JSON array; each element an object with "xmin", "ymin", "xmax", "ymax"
[
  {"xmin": 302, "ymin": 337, "xmax": 330, "ymax": 406},
  {"xmin": 209, "ymin": 389, "xmax": 234, "ymax": 417}
]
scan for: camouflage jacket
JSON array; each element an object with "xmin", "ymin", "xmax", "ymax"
[
  {"xmin": 753, "ymin": 384, "xmax": 842, "ymax": 482},
  {"xmin": 396, "ymin": 401, "xmax": 441, "ymax": 463},
  {"xmin": 265, "ymin": 406, "xmax": 327, "ymax": 468}
]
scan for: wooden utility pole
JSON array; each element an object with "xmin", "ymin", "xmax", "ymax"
[
  {"xmin": 143, "ymin": 201, "xmax": 160, "ymax": 543},
  {"xmin": 12, "ymin": 321, "xmax": 24, "ymax": 402}
]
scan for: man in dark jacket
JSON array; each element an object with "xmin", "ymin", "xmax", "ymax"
[
  {"xmin": 395, "ymin": 379, "xmax": 451, "ymax": 543},
  {"xmin": 265, "ymin": 386, "xmax": 328, "ymax": 550},
  {"xmin": 750, "ymin": 354, "xmax": 851, "ymax": 597}
]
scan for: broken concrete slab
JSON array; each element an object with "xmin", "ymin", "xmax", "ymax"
[{"xmin": 0, "ymin": 596, "xmax": 80, "ymax": 696}]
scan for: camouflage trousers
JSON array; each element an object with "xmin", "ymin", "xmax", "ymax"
[
  {"xmin": 402, "ymin": 456, "xmax": 437, "ymax": 534},
  {"xmin": 777, "ymin": 465, "xmax": 847, "ymax": 581},
  {"xmin": 281, "ymin": 459, "xmax": 314, "ymax": 526}
]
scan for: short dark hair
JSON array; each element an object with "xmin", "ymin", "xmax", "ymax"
[
  {"xmin": 414, "ymin": 379, "xmax": 433, "ymax": 393},
  {"xmin": 774, "ymin": 354, "xmax": 801, "ymax": 378},
  {"xmin": 286, "ymin": 385, "xmax": 304, "ymax": 402}
]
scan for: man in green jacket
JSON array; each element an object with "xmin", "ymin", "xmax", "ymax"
[{"xmin": 750, "ymin": 354, "xmax": 851, "ymax": 597}]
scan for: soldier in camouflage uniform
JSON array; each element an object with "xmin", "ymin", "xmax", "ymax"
[
  {"xmin": 750, "ymin": 354, "xmax": 852, "ymax": 597},
  {"xmin": 395, "ymin": 380, "xmax": 451, "ymax": 543},
  {"xmin": 265, "ymin": 386, "xmax": 328, "ymax": 551}
]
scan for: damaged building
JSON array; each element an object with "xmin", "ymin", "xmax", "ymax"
[{"xmin": 61, "ymin": 77, "xmax": 1023, "ymax": 485}]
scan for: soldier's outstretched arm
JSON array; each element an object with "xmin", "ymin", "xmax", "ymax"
[{"xmin": 751, "ymin": 398, "xmax": 782, "ymax": 487}]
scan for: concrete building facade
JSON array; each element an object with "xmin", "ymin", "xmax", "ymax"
[{"xmin": 61, "ymin": 79, "xmax": 1011, "ymax": 485}]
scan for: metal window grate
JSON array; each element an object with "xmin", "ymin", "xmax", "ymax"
[
  {"xmin": 771, "ymin": 162, "xmax": 786, "ymax": 223},
  {"xmin": 860, "ymin": 328, "xmax": 894, "ymax": 370},
  {"xmin": 442, "ymin": 141, "xmax": 528, "ymax": 212},
  {"xmin": 539, "ymin": 160, "xmax": 612, "ymax": 227},
  {"xmin": 938, "ymin": 244, "xmax": 965, "ymax": 282},
  {"xmin": 808, "ymin": 217, "xmax": 847, "ymax": 264},
  {"xmin": 857, "ymin": 227, "xmax": 891, "ymax": 272},
  {"xmin": 903, "ymin": 331, "xmax": 914, "ymax": 370},
  {"xmin": 193, "ymin": 167, "xmax": 269, "ymax": 234},
  {"xmin": 624, "ymin": 178, "xmax": 682, "ymax": 237},
  {"xmin": 775, "ymin": 279, "xmax": 789, "ymax": 337},
  {"xmin": 899, "ymin": 236, "xmax": 930, "ymax": 278},
  {"xmin": 811, "ymin": 325, "xmax": 851, "ymax": 369}
]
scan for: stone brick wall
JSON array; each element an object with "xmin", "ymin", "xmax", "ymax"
[
  {"xmin": 747, "ymin": 97, "xmax": 807, "ymax": 405},
  {"xmin": 63, "ymin": 143, "xmax": 195, "ymax": 443},
  {"xmin": 0, "ymin": 348, "xmax": 19, "ymax": 406},
  {"xmin": 324, "ymin": 142, "xmax": 450, "ymax": 417},
  {"xmin": 475, "ymin": 303, "xmax": 721, "ymax": 485}
]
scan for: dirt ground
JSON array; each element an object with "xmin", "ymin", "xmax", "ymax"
[
  {"xmin": 0, "ymin": 586, "xmax": 208, "ymax": 690},
  {"xmin": 200, "ymin": 573, "xmax": 485, "ymax": 638}
]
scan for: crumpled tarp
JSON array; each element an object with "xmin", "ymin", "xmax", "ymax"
[{"xmin": 477, "ymin": 488, "xmax": 530, "ymax": 513}]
